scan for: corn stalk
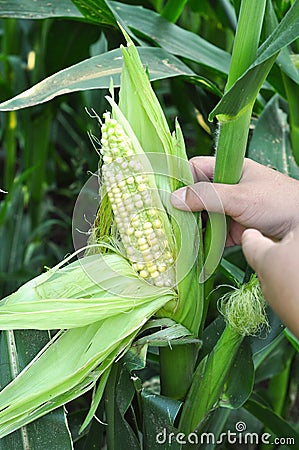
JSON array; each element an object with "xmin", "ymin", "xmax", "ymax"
[{"xmin": 203, "ymin": 0, "xmax": 266, "ymax": 274}]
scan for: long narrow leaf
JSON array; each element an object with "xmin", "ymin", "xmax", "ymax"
[
  {"xmin": 210, "ymin": 0, "xmax": 299, "ymax": 120},
  {"xmin": 0, "ymin": 0, "xmax": 82, "ymax": 20},
  {"xmin": 248, "ymin": 95, "xmax": 299, "ymax": 179},
  {"xmin": 244, "ymin": 397, "xmax": 299, "ymax": 447},
  {"xmin": 109, "ymin": 1, "xmax": 230, "ymax": 75},
  {"xmin": 0, "ymin": 48, "xmax": 198, "ymax": 111}
]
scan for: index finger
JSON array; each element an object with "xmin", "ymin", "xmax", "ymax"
[{"xmin": 189, "ymin": 156, "xmax": 216, "ymax": 182}]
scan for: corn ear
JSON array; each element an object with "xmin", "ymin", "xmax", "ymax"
[
  {"xmin": 120, "ymin": 37, "xmax": 203, "ymax": 329},
  {"xmin": 100, "ymin": 109, "xmax": 176, "ymax": 288},
  {"xmin": 89, "ymin": 37, "xmax": 204, "ymax": 333}
]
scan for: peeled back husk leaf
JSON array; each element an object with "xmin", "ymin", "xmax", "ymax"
[
  {"xmin": 0, "ymin": 284, "xmax": 172, "ymax": 437},
  {"xmin": 0, "ymin": 252, "xmax": 176, "ymax": 329}
]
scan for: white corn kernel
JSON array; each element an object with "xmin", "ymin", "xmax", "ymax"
[
  {"xmin": 139, "ymin": 243, "xmax": 149, "ymax": 251},
  {"xmin": 140, "ymin": 270, "xmax": 149, "ymax": 278}
]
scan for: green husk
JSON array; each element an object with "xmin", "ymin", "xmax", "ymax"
[
  {"xmin": 0, "ymin": 253, "xmax": 176, "ymax": 330},
  {"xmin": 0, "ymin": 301, "xmax": 165, "ymax": 438}
]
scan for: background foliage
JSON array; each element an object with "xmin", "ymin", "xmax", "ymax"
[{"xmin": 0, "ymin": 0, "xmax": 298, "ymax": 448}]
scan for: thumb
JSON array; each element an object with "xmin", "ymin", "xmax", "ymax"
[
  {"xmin": 171, "ymin": 181, "xmax": 235, "ymax": 215},
  {"xmin": 241, "ymin": 229, "xmax": 275, "ymax": 272}
]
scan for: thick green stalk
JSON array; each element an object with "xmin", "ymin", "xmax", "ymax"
[
  {"xmin": 161, "ymin": 0, "xmax": 188, "ymax": 23},
  {"xmin": 202, "ymin": 0, "xmax": 266, "ymax": 291},
  {"xmin": 159, "ymin": 345, "xmax": 197, "ymax": 400},
  {"xmin": 226, "ymin": 0, "xmax": 266, "ymax": 91},
  {"xmin": 179, "ymin": 325, "xmax": 243, "ymax": 434},
  {"xmin": 203, "ymin": 111, "xmax": 252, "ymax": 286},
  {"xmin": 282, "ymin": 73, "xmax": 299, "ymax": 165}
]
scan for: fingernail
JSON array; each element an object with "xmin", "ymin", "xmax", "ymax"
[{"xmin": 170, "ymin": 188, "xmax": 187, "ymax": 209}]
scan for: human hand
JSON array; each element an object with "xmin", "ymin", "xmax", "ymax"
[
  {"xmin": 171, "ymin": 156, "xmax": 299, "ymax": 246},
  {"xmin": 242, "ymin": 226, "xmax": 299, "ymax": 339}
]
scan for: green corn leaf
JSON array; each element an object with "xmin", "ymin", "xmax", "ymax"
[
  {"xmin": 133, "ymin": 318, "xmax": 201, "ymax": 347},
  {"xmin": 284, "ymin": 329, "xmax": 299, "ymax": 352},
  {"xmin": 70, "ymin": 0, "xmax": 116, "ymax": 26},
  {"xmin": 108, "ymin": 1, "xmax": 231, "ymax": 75},
  {"xmin": 248, "ymin": 95, "xmax": 299, "ymax": 179},
  {"xmin": 264, "ymin": 0, "xmax": 299, "ymax": 85},
  {"xmin": 220, "ymin": 258, "xmax": 245, "ymax": 285},
  {"xmin": 0, "ymin": 0, "xmax": 231, "ymax": 76},
  {"xmin": 225, "ymin": 0, "xmax": 266, "ymax": 91},
  {"xmin": 141, "ymin": 391, "xmax": 182, "ymax": 450},
  {"xmin": 104, "ymin": 363, "xmax": 141, "ymax": 450},
  {"xmin": 0, "ymin": 47, "xmax": 200, "ymax": 111},
  {"xmin": 0, "ymin": 0, "xmax": 114, "ymax": 27},
  {"xmin": 79, "ymin": 367, "xmax": 111, "ymax": 432},
  {"xmin": 0, "ymin": 0, "xmax": 83, "ymax": 20},
  {"xmin": 220, "ymin": 339, "xmax": 254, "ymax": 409},
  {"xmin": 209, "ymin": 0, "xmax": 299, "ymax": 121},
  {"xmin": 244, "ymin": 395, "xmax": 299, "ymax": 446}
]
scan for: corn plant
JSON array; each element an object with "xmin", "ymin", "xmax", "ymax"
[{"xmin": 0, "ymin": 1, "xmax": 299, "ymax": 449}]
